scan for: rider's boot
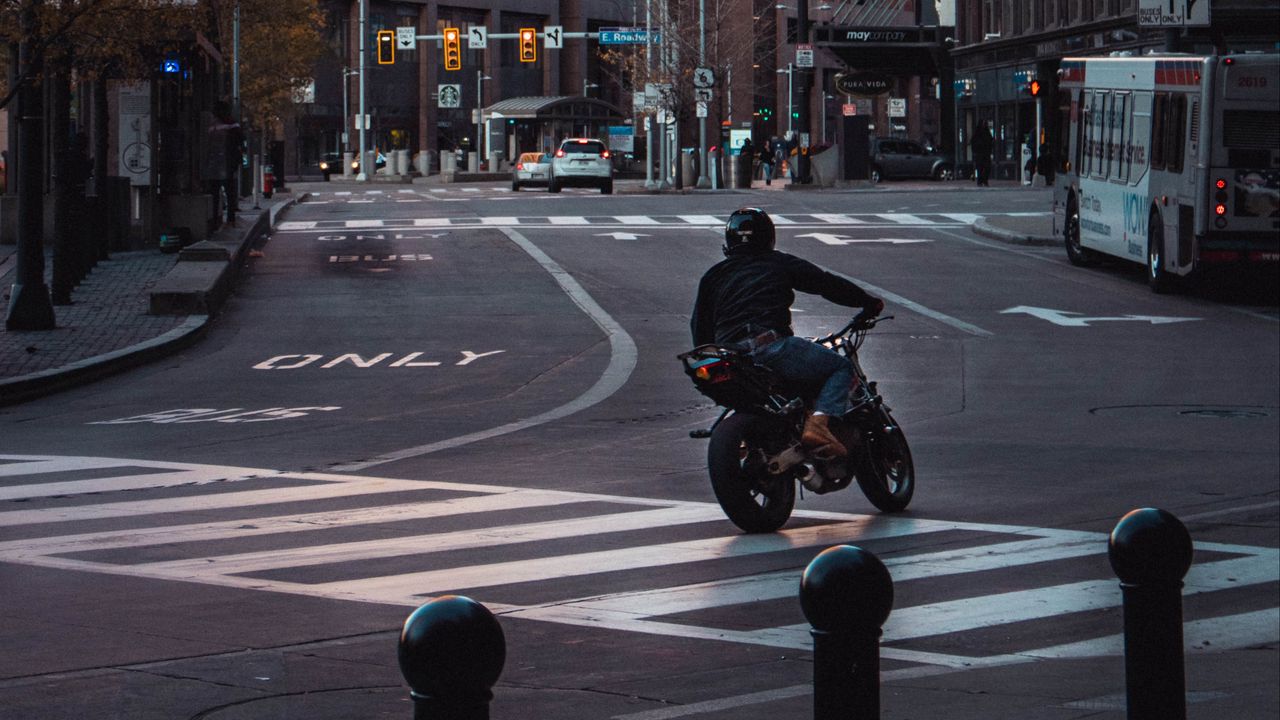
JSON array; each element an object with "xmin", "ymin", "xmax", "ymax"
[{"xmin": 802, "ymin": 412, "xmax": 848, "ymax": 458}]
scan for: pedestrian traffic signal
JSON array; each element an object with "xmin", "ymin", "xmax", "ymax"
[
  {"xmin": 442, "ymin": 27, "xmax": 461, "ymax": 71},
  {"xmin": 376, "ymin": 30, "xmax": 395, "ymax": 65},
  {"xmin": 519, "ymin": 28, "xmax": 537, "ymax": 63},
  {"xmin": 1023, "ymin": 79, "xmax": 1042, "ymax": 96}
]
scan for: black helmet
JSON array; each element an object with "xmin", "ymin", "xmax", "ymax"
[{"xmin": 723, "ymin": 207, "xmax": 776, "ymax": 256}]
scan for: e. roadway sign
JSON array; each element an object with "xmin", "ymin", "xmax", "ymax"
[{"xmin": 598, "ymin": 27, "xmax": 659, "ymax": 44}]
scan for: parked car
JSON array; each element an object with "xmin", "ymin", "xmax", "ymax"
[
  {"xmin": 868, "ymin": 138, "xmax": 953, "ymax": 183},
  {"xmin": 548, "ymin": 138, "xmax": 614, "ymax": 194},
  {"xmin": 512, "ymin": 151, "xmax": 550, "ymax": 191}
]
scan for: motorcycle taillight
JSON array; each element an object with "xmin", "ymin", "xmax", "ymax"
[{"xmin": 692, "ymin": 359, "xmax": 733, "ymax": 383}]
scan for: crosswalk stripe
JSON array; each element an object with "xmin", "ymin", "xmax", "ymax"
[
  {"xmin": 4, "ymin": 455, "xmax": 1275, "ymax": 673},
  {"xmin": 614, "ymin": 215, "xmax": 660, "ymax": 224},
  {"xmin": 678, "ymin": 215, "xmax": 723, "ymax": 225},
  {"xmin": 878, "ymin": 213, "xmax": 932, "ymax": 224},
  {"xmin": 313, "ymin": 517, "xmax": 957, "ymax": 602},
  {"xmin": 572, "ymin": 534, "xmax": 1101, "ymax": 617},
  {"xmin": 811, "ymin": 213, "xmax": 866, "ymax": 224},
  {"xmin": 548, "ymin": 216, "xmax": 590, "ymax": 224}
]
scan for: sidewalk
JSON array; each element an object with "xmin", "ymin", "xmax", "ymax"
[{"xmin": 0, "ymin": 192, "xmax": 299, "ymax": 406}]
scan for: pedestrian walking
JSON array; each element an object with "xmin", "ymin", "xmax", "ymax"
[
  {"xmin": 202, "ymin": 101, "xmax": 243, "ymax": 225},
  {"xmin": 971, "ymin": 120, "xmax": 993, "ymax": 187},
  {"xmin": 759, "ymin": 139, "xmax": 776, "ymax": 185}
]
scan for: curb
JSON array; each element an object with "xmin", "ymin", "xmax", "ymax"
[
  {"xmin": 971, "ymin": 217, "xmax": 1060, "ymax": 247},
  {"xmin": 0, "ymin": 195, "xmax": 303, "ymax": 407},
  {"xmin": 0, "ymin": 315, "xmax": 209, "ymax": 407}
]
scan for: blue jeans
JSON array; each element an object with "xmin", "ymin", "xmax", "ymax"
[{"xmin": 751, "ymin": 337, "xmax": 853, "ymax": 416}]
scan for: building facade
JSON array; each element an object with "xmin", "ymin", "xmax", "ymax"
[{"xmin": 950, "ymin": 0, "xmax": 1280, "ymax": 180}]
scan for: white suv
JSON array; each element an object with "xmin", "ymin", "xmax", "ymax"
[{"xmin": 548, "ymin": 138, "xmax": 614, "ymax": 194}]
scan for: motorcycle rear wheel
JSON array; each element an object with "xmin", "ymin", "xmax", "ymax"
[
  {"xmin": 855, "ymin": 411, "xmax": 915, "ymax": 512},
  {"xmin": 708, "ymin": 413, "xmax": 796, "ymax": 533}
]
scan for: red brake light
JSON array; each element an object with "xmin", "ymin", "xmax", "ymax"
[
  {"xmin": 555, "ymin": 149, "xmax": 566, "ymax": 158},
  {"xmin": 516, "ymin": 162, "xmax": 525, "ymax": 170},
  {"xmin": 601, "ymin": 150, "xmax": 611, "ymax": 159},
  {"xmin": 575, "ymin": 139, "xmax": 589, "ymax": 144}
]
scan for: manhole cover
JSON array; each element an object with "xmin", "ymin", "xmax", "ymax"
[{"xmin": 1179, "ymin": 408, "xmax": 1270, "ymax": 419}]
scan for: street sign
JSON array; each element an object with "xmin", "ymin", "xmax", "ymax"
[
  {"xmin": 396, "ymin": 26, "xmax": 415, "ymax": 50},
  {"xmin": 1137, "ymin": 0, "xmax": 1210, "ymax": 27},
  {"xmin": 693, "ymin": 67, "xmax": 715, "ymax": 88},
  {"xmin": 544, "ymin": 25, "xmax": 563, "ymax": 49},
  {"xmin": 888, "ymin": 97, "xmax": 906, "ymax": 117},
  {"xmin": 694, "ymin": 88, "xmax": 713, "ymax": 102},
  {"xmin": 438, "ymin": 84, "xmax": 461, "ymax": 108},
  {"xmin": 598, "ymin": 27, "xmax": 659, "ymax": 44},
  {"xmin": 842, "ymin": 103, "xmax": 857, "ymax": 116},
  {"xmin": 468, "ymin": 25, "xmax": 487, "ymax": 49},
  {"xmin": 796, "ymin": 44, "xmax": 814, "ymax": 68},
  {"xmin": 696, "ymin": 101, "xmax": 708, "ymax": 118}
]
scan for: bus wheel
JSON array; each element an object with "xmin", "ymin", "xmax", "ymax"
[
  {"xmin": 1147, "ymin": 211, "xmax": 1175, "ymax": 294},
  {"xmin": 1064, "ymin": 193, "xmax": 1098, "ymax": 267}
]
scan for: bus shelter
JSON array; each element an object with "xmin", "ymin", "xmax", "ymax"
[{"xmin": 482, "ymin": 96, "xmax": 626, "ymax": 164}]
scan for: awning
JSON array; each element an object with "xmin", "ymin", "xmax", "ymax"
[{"xmin": 482, "ymin": 96, "xmax": 626, "ymax": 123}]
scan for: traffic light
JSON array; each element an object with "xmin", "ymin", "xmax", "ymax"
[
  {"xmin": 519, "ymin": 27, "xmax": 537, "ymax": 63},
  {"xmin": 376, "ymin": 30, "xmax": 395, "ymax": 65},
  {"xmin": 1023, "ymin": 79, "xmax": 1042, "ymax": 96},
  {"xmin": 442, "ymin": 27, "xmax": 461, "ymax": 71}
]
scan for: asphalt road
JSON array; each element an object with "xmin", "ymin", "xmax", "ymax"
[{"xmin": 1, "ymin": 181, "xmax": 1276, "ymax": 719}]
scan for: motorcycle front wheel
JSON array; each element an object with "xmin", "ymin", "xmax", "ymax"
[
  {"xmin": 707, "ymin": 413, "xmax": 796, "ymax": 533},
  {"xmin": 855, "ymin": 410, "xmax": 915, "ymax": 512}
]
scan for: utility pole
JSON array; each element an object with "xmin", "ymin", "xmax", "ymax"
[
  {"xmin": 6, "ymin": 0, "xmax": 55, "ymax": 331},
  {"xmin": 357, "ymin": 0, "xmax": 368, "ymax": 181},
  {"xmin": 795, "ymin": 0, "xmax": 811, "ymax": 183},
  {"xmin": 695, "ymin": 0, "xmax": 709, "ymax": 188}
]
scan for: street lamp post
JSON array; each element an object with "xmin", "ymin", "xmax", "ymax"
[
  {"xmin": 778, "ymin": 64, "xmax": 793, "ymax": 134},
  {"xmin": 695, "ymin": 0, "xmax": 709, "ymax": 188},
  {"xmin": 583, "ymin": 79, "xmax": 598, "ymax": 96},
  {"xmin": 477, "ymin": 71, "xmax": 491, "ymax": 168},
  {"xmin": 794, "ymin": 0, "xmax": 811, "ymax": 183}
]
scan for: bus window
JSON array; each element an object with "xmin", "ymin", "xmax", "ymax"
[
  {"xmin": 1130, "ymin": 91, "xmax": 1152, "ymax": 184},
  {"xmin": 1058, "ymin": 90, "xmax": 1073, "ymax": 174},
  {"xmin": 1076, "ymin": 91, "xmax": 1089, "ymax": 174},
  {"xmin": 1112, "ymin": 92, "xmax": 1129, "ymax": 182},
  {"xmin": 1094, "ymin": 91, "xmax": 1110, "ymax": 179},
  {"xmin": 1151, "ymin": 93, "xmax": 1167, "ymax": 170},
  {"xmin": 1166, "ymin": 95, "xmax": 1187, "ymax": 174}
]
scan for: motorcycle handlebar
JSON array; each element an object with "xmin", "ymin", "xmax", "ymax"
[{"xmin": 815, "ymin": 315, "xmax": 892, "ymax": 345}]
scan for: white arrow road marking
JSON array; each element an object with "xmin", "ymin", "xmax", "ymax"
[
  {"xmin": 1001, "ymin": 306, "xmax": 1202, "ymax": 327},
  {"xmin": 796, "ymin": 232, "xmax": 932, "ymax": 245},
  {"xmin": 594, "ymin": 232, "xmax": 649, "ymax": 240}
]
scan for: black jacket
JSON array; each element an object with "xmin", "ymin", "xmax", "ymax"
[{"xmin": 691, "ymin": 250, "xmax": 877, "ymax": 346}]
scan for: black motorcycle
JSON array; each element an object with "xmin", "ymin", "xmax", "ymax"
[{"xmin": 679, "ymin": 316, "xmax": 914, "ymax": 533}]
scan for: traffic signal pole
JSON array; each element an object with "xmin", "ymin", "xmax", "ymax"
[
  {"xmin": 795, "ymin": 0, "xmax": 810, "ymax": 184},
  {"xmin": 357, "ymin": 0, "xmax": 368, "ymax": 181}
]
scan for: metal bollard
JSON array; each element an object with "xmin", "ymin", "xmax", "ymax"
[
  {"xmin": 399, "ymin": 595, "xmax": 506, "ymax": 720},
  {"xmin": 1108, "ymin": 508, "xmax": 1194, "ymax": 720},
  {"xmin": 800, "ymin": 545, "xmax": 894, "ymax": 720}
]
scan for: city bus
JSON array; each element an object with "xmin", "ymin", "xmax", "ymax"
[{"xmin": 1052, "ymin": 53, "xmax": 1279, "ymax": 292}]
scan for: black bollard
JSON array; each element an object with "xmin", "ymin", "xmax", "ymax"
[
  {"xmin": 799, "ymin": 545, "xmax": 894, "ymax": 720},
  {"xmin": 399, "ymin": 595, "xmax": 506, "ymax": 720},
  {"xmin": 1108, "ymin": 508, "xmax": 1194, "ymax": 720}
]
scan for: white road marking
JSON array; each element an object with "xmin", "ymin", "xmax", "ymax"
[{"xmin": 2, "ymin": 455, "xmax": 1275, "ymax": 692}]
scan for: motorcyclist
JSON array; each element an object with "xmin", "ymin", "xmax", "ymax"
[{"xmin": 691, "ymin": 208, "xmax": 884, "ymax": 457}]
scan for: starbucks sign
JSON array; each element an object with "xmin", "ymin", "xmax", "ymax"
[{"xmin": 835, "ymin": 73, "xmax": 891, "ymax": 97}]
